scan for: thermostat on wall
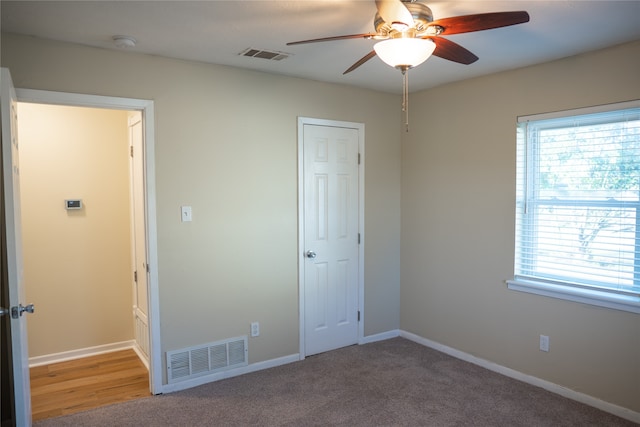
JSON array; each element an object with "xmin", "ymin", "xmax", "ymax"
[{"xmin": 65, "ymin": 199, "xmax": 83, "ymax": 210}]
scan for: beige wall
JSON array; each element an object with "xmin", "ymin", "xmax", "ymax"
[
  {"xmin": 1, "ymin": 33, "xmax": 402, "ymax": 368},
  {"xmin": 18, "ymin": 103, "xmax": 133, "ymax": 357},
  {"xmin": 402, "ymin": 40, "xmax": 640, "ymax": 412},
  {"xmin": 4, "ymin": 30, "xmax": 637, "ymax": 414}
]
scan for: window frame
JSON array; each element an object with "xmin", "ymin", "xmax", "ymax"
[{"xmin": 507, "ymin": 100, "xmax": 640, "ymax": 314}]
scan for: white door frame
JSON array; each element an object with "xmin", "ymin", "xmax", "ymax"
[
  {"xmin": 297, "ymin": 116, "xmax": 365, "ymax": 359},
  {"xmin": 15, "ymin": 88, "xmax": 162, "ymax": 395}
]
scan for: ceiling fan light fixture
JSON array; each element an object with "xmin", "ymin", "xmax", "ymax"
[{"xmin": 374, "ymin": 38, "xmax": 435, "ymax": 69}]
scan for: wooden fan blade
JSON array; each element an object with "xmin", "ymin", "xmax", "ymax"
[
  {"xmin": 375, "ymin": 0, "xmax": 414, "ymax": 26},
  {"xmin": 343, "ymin": 50, "xmax": 377, "ymax": 75},
  {"xmin": 429, "ymin": 11, "xmax": 530, "ymax": 35},
  {"xmin": 426, "ymin": 37, "xmax": 478, "ymax": 65},
  {"xmin": 287, "ymin": 33, "xmax": 377, "ymax": 46}
]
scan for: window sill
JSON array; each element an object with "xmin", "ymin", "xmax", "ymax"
[{"xmin": 506, "ymin": 279, "xmax": 640, "ymax": 314}]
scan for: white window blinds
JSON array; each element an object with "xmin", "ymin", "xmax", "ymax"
[{"xmin": 512, "ymin": 102, "xmax": 640, "ymax": 308}]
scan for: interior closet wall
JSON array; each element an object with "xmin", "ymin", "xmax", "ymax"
[{"xmin": 18, "ymin": 103, "xmax": 134, "ymax": 358}]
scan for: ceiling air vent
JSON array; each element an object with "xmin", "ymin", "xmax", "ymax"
[{"xmin": 239, "ymin": 48, "xmax": 290, "ymax": 61}]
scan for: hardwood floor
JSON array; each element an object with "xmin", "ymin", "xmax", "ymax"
[{"xmin": 30, "ymin": 349, "xmax": 151, "ymax": 421}]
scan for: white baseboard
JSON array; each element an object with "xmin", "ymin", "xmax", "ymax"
[
  {"xmin": 132, "ymin": 344, "xmax": 150, "ymax": 371},
  {"xmin": 400, "ymin": 330, "xmax": 640, "ymax": 424},
  {"xmin": 162, "ymin": 329, "xmax": 403, "ymax": 394},
  {"xmin": 360, "ymin": 329, "xmax": 400, "ymax": 344},
  {"xmin": 161, "ymin": 353, "xmax": 300, "ymax": 394},
  {"xmin": 29, "ymin": 340, "xmax": 136, "ymax": 367}
]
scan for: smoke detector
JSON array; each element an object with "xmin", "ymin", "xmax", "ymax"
[{"xmin": 112, "ymin": 35, "xmax": 137, "ymax": 49}]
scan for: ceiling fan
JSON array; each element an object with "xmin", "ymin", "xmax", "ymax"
[{"xmin": 287, "ymin": 0, "xmax": 530, "ymax": 129}]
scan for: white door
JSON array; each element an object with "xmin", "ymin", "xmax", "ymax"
[
  {"xmin": 302, "ymin": 122, "xmax": 360, "ymax": 356},
  {"xmin": 129, "ymin": 112, "xmax": 150, "ymax": 365},
  {"xmin": 1, "ymin": 67, "xmax": 32, "ymax": 426}
]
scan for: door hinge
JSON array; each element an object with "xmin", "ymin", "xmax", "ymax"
[
  {"xmin": 134, "ymin": 270, "xmax": 138, "ymax": 283},
  {"xmin": 358, "ymin": 153, "xmax": 361, "ymax": 165},
  {"xmin": 357, "ymin": 311, "xmax": 361, "ymax": 322},
  {"xmin": 130, "ymin": 145, "xmax": 134, "ymax": 157},
  {"xmin": 358, "ymin": 233, "xmax": 361, "ymax": 244}
]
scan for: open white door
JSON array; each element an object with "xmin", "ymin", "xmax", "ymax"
[
  {"xmin": 1, "ymin": 67, "xmax": 33, "ymax": 426},
  {"xmin": 129, "ymin": 112, "xmax": 150, "ymax": 367}
]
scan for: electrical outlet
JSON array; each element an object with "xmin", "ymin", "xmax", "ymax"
[
  {"xmin": 251, "ymin": 322, "xmax": 260, "ymax": 337},
  {"xmin": 539, "ymin": 334, "xmax": 549, "ymax": 352}
]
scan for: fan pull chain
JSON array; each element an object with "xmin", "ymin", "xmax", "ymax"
[{"xmin": 402, "ymin": 68, "xmax": 409, "ymax": 132}]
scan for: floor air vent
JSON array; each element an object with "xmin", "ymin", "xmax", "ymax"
[
  {"xmin": 239, "ymin": 48, "xmax": 290, "ymax": 61},
  {"xmin": 166, "ymin": 336, "xmax": 248, "ymax": 384}
]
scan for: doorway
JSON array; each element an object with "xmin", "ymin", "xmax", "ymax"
[
  {"xmin": 17, "ymin": 102, "xmax": 148, "ymax": 417},
  {"xmin": 11, "ymin": 89, "xmax": 161, "ymax": 419},
  {"xmin": 297, "ymin": 117, "xmax": 365, "ymax": 358}
]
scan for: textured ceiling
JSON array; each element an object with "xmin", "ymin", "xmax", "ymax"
[{"xmin": 2, "ymin": 1, "xmax": 640, "ymax": 94}]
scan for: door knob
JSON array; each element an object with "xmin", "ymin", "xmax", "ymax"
[
  {"xmin": 11, "ymin": 303, "xmax": 35, "ymax": 319},
  {"xmin": 305, "ymin": 250, "xmax": 317, "ymax": 259},
  {"xmin": 0, "ymin": 307, "xmax": 8, "ymax": 317}
]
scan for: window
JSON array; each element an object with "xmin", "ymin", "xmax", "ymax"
[{"xmin": 508, "ymin": 101, "xmax": 640, "ymax": 314}]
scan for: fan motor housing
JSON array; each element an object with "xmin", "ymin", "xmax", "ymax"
[{"xmin": 374, "ymin": 2, "xmax": 434, "ymax": 35}]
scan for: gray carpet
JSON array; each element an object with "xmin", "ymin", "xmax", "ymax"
[{"xmin": 36, "ymin": 338, "xmax": 636, "ymax": 426}]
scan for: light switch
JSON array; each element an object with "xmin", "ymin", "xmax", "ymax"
[{"xmin": 181, "ymin": 206, "xmax": 192, "ymax": 222}]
